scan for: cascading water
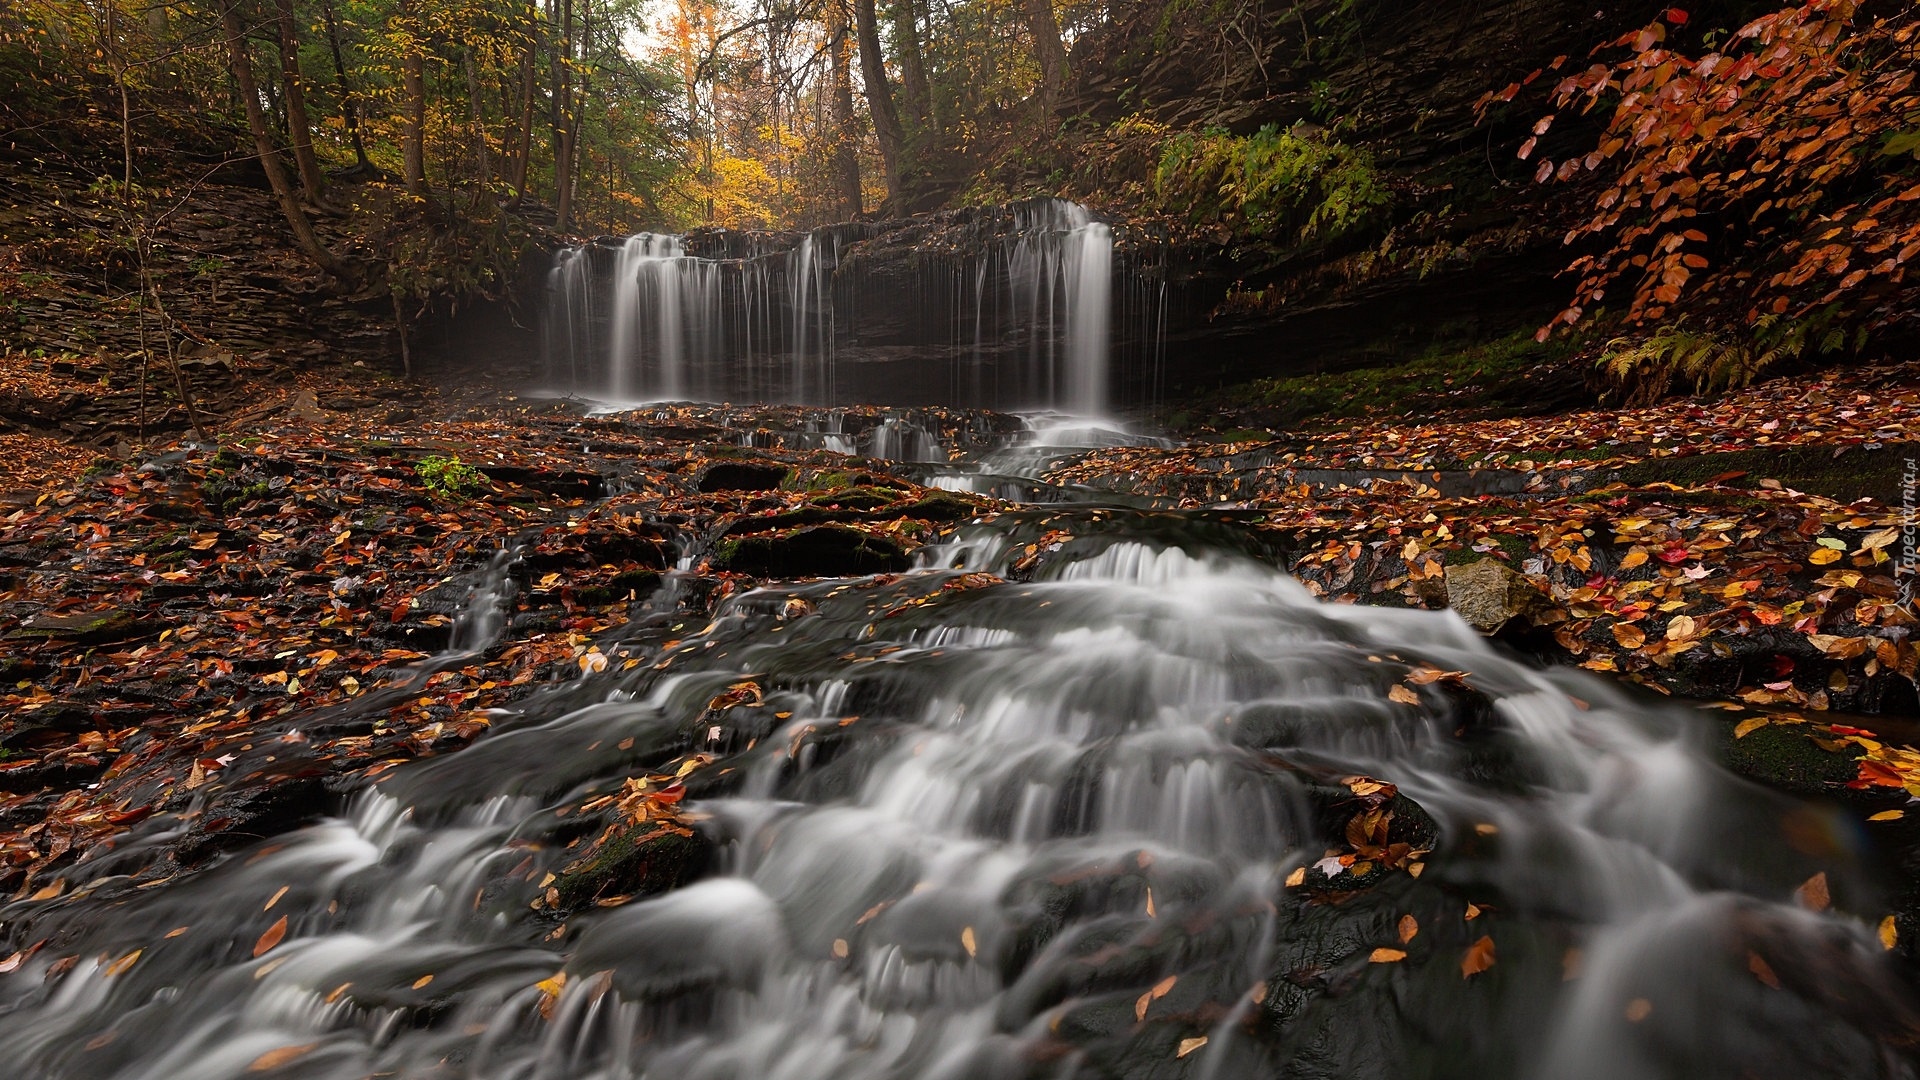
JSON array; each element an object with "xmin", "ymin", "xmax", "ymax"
[
  {"xmin": 541, "ymin": 201, "xmax": 1125, "ymax": 413},
  {"xmin": 1, "ymin": 485, "xmax": 1912, "ymax": 1078}
]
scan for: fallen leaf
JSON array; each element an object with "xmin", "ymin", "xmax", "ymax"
[
  {"xmin": 1624, "ymin": 998, "xmax": 1653, "ymax": 1022},
  {"xmin": 1748, "ymin": 951, "xmax": 1781, "ymax": 988},
  {"xmin": 253, "ymin": 915, "xmax": 288, "ymax": 958},
  {"xmin": 1461, "ymin": 935, "xmax": 1496, "ymax": 977},
  {"xmin": 1176, "ymin": 1036, "xmax": 1209, "ymax": 1058},
  {"xmin": 1369, "ymin": 948, "xmax": 1407, "ymax": 963},
  {"xmin": 1388, "ymin": 685, "xmax": 1420, "ymax": 705},
  {"xmin": 247, "ymin": 1043, "xmax": 317, "ymax": 1071},
  {"xmin": 1793, "ymin": 871, "xmax": 1830, "ymax": 912},
  {"xmin": 1880, "ymin": 915, "xmax": 1899, "ymax": 950},
  {"xmin": 1868, "ymin": 810, "xmax": 1904, "ymax": 822},
  {"xmin": 1612, "ymin": 623, "xmax": 1647, "ymax": 648},
  {"xmin": 1398, "ymin": 914, "xmax": 1419, "ymax": 944},
  {"xmin": 1284, "ymin": 866, "xmax": 1306, "ymax": 888},
  {"xmin": 103, "ymin": 949, "xmax": 141, "ymax": 977},
  {"xmin": 960, "ymin": 926, "xmax": 977, "ymax": 958},
  {"xmin": 1733, "ymin": 717, "xmax": 1769, "ymax": 739}
]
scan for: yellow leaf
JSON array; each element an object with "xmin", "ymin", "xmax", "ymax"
[
  {"xmin": 1176, "ymin": 1036, "xmax": 1209, "ymax": 1058},
  {"xmin": 535, "ymin": 972, "xmax": 567, "ymax": 998},
  {"xmin": 1733, "ymin": 717, "xmax": 1769, "ymax": 739},
  {"xmin": 1619, "ymin": 549, "xmax": 1649, "ymax": 570},
  {"xmin": 1809, "ymin": 547, "xmax": 1843, "ymax": 565},
  {"xmin": 411, "ymin": 974, "xmax": 433, "ymax": 990},
  {"xmin": 1369, "ymin": 947, "xmax": 1407, "ymax": 963},
  {"xmin": 1880, "ymin": 915, "xmax": 1899, "ymax": 950},
  {"xmin": 960, "ymin": 927, "xmax": 977, "ymax": 958},
  {"xmin": 1868, "ymin": 810, "xmax": 1904, "ymax": 822},
  {"xmin": 104, "ymin": 949, "xmax": 142, "ymax": 977},
  {"xmin": 1284, "ymin": 866, "xmax": 1306, "ymax": 888}
]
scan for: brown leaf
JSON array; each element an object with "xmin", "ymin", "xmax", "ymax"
[
  {"xmin": 1612, "ymin": 623, "xmax": 1647, "ymax": 649},
  {"xmin": 1398, "ymin": 914, "xmax": 1419, "ymax": 944},
  {"xmin": 1388, "ymin": 685, "xmax": 1420, "ymax": 705},
  {"xmin": 253, "ymin": 915, "xmax": 288, "ymax": 958}
]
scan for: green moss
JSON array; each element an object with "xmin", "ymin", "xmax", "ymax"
[
  {"xmin": 1614, "ymin": 445, "xmax": 1912, "ymax": 504},
  {"xmin": 1715, "ymin": 718, "xmax": 1857, "ymax": 798},
  {"xmin": 550, "ymin": 827, "xmax": 709, "ymax": 913},
  {"xmin": 1199, "ymin": 330, "xmax": 1579, "ymax": 427}
]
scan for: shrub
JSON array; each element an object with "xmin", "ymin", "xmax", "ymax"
[{"xmin": 415, "ymin": 455, "xmax": 490, "ymax": 497}]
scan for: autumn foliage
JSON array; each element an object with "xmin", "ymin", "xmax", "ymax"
[{"xmin": 1485, "ymin": 2, "xmax": 1920, "ymax": 345}]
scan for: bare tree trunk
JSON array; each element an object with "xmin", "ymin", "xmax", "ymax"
[
  {"xmin": 319, "ymin": 0, "xmax": 372, "ymax": 171},
  {"xmin": 400, "ymin": 0, "xmax": 428, "ymax": 193},
  {"xmin": 553, "ymin": 0, "xmax": 577, "ymax": 228},
  {"xmin": 853, "ymin": 0, "xmax": 904, "ymax": 212},
  {"xmin": 1017, "ymin": 0, "xmax": 1068, "ymax": 109},
  {"xmin": 220, "ymin": 0, "xmax": 354, "ymax": 282},
  {"xmin": 273, "ymin": 0, "xmax": 326, "ymax": 202},
  {"xmin": 504, "ymin": 1, "xmax": 539, "ymax": 207},
  {"xmin": 890, "ymin": 0, "xmax": 930, "ymax": 129},
  {"xmin": 463, "ymin": 46, "xmax": 493, "ymax": 194},
  {"xmin": 825, "ymin": 0, "xmax": 862, "ymax": 220}
]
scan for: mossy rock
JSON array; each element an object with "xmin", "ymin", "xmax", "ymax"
[
  {"xmin": 1614, "ymin": 445, "xmax": 1917, "ymax": 504},
  {"xmin": 1715, "ymin": 717, "xmax": 1859, "ymax": 798},
  {"xmin": 5, "ymin": 609, "xmax": 155, "ymax": 646},
  {"xmin": 549, "ymin": 826, "xmax": 712, "ymax": 914},
  {"xmin": 713, "ymin": 525, "xmax": 911, "ymax": 577}
]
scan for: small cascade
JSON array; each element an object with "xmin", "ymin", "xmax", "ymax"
[{"xmin": 866, "ymin": 416, "xmax": 946, "ymax": 462}]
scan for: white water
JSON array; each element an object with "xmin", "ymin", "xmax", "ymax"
[
  {"xmin": 0, "ymin": 518, "xmax": 1907, "ymax": 1079},
  {"xmin": 544, "ymin": 200, "xmax": 1119, "ymax": 413}
]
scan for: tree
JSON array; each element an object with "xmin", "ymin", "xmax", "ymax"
[
  {"xmin": 824, "ymin": 0, "xmax": 862, "ymax": 218},
  {"xmin": 853, "ymin": 0, "xmax": 905, "ymax": 209},
  {"xmin": 272, "ymin": 0, "xmax": 326, "ymax": 202},
  {"xmin": 219, "ymin": 0, "xmax": 355, "ymax": 281},
  {"xmin": 1016, "ymin": 0, "xmax": 1067, "ymax": 108}
]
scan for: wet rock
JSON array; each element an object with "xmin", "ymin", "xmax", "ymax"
[
  {"xmin": 547, "ymin": 824, "xmax": 713, "ymax": 914},
  {"xmin": 6, "ymin": 609, "xmax": 156, "ymax": 646},
  {"xmin": 171, "ymin": 771, "xmax": 334, "ymax": 866},
  {"xmin": 1444, "ymin": 557, "xmax": 1555, "ymax": 634},
  {"xmin": 713, "ymin": 525, "xmax": 911, "ymax": 577},
  {"xmin": 696, "ymin": 461, "xmax": 791, "ymax": 492}
]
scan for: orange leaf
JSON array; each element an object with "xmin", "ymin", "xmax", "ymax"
[
  {"xmin": 1461, "ymin": 935, "xmax": 1497, "ymax": 978},
  {"xmin": 247, "ymin": 1043, "xmax": 317, "ymax": 1071},
  {"xmin": 1793, "ymin": 872, "xmax": 1830, "ymax": 912},
  {"xmin": 254, "ymin": 915, "xmax": 288, "ymax": 958}
]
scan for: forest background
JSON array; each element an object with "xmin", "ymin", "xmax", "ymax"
[{"xmin": 1, "ymin": 0, "xmax": 1918, "ymax": 407}]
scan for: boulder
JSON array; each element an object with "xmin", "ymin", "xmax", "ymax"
[{"xmin": 1444, "ymin": 557, "xmax": 1554, "ymax": 634}]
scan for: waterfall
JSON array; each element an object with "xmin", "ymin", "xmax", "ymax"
[{"xmin": 541, "ymin": 201, "xmax": 1128, "ymax": 412}]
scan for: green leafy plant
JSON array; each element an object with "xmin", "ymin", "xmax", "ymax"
[
  {"xmin": 415, "ymin": 455, "xmax": 490, "ymax": 498},
  {"xmin": 1595, "ymin": 310, "xmax": 1855, "ymax": 405},
  {"xmin": 1149, "ymin": 123, "xmax": 1391, "ymax": 245}
]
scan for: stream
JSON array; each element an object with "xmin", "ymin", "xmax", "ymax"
[{"xmin": 0, "ymin": 414, "xmax": 1915, "ymax": 1079}]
